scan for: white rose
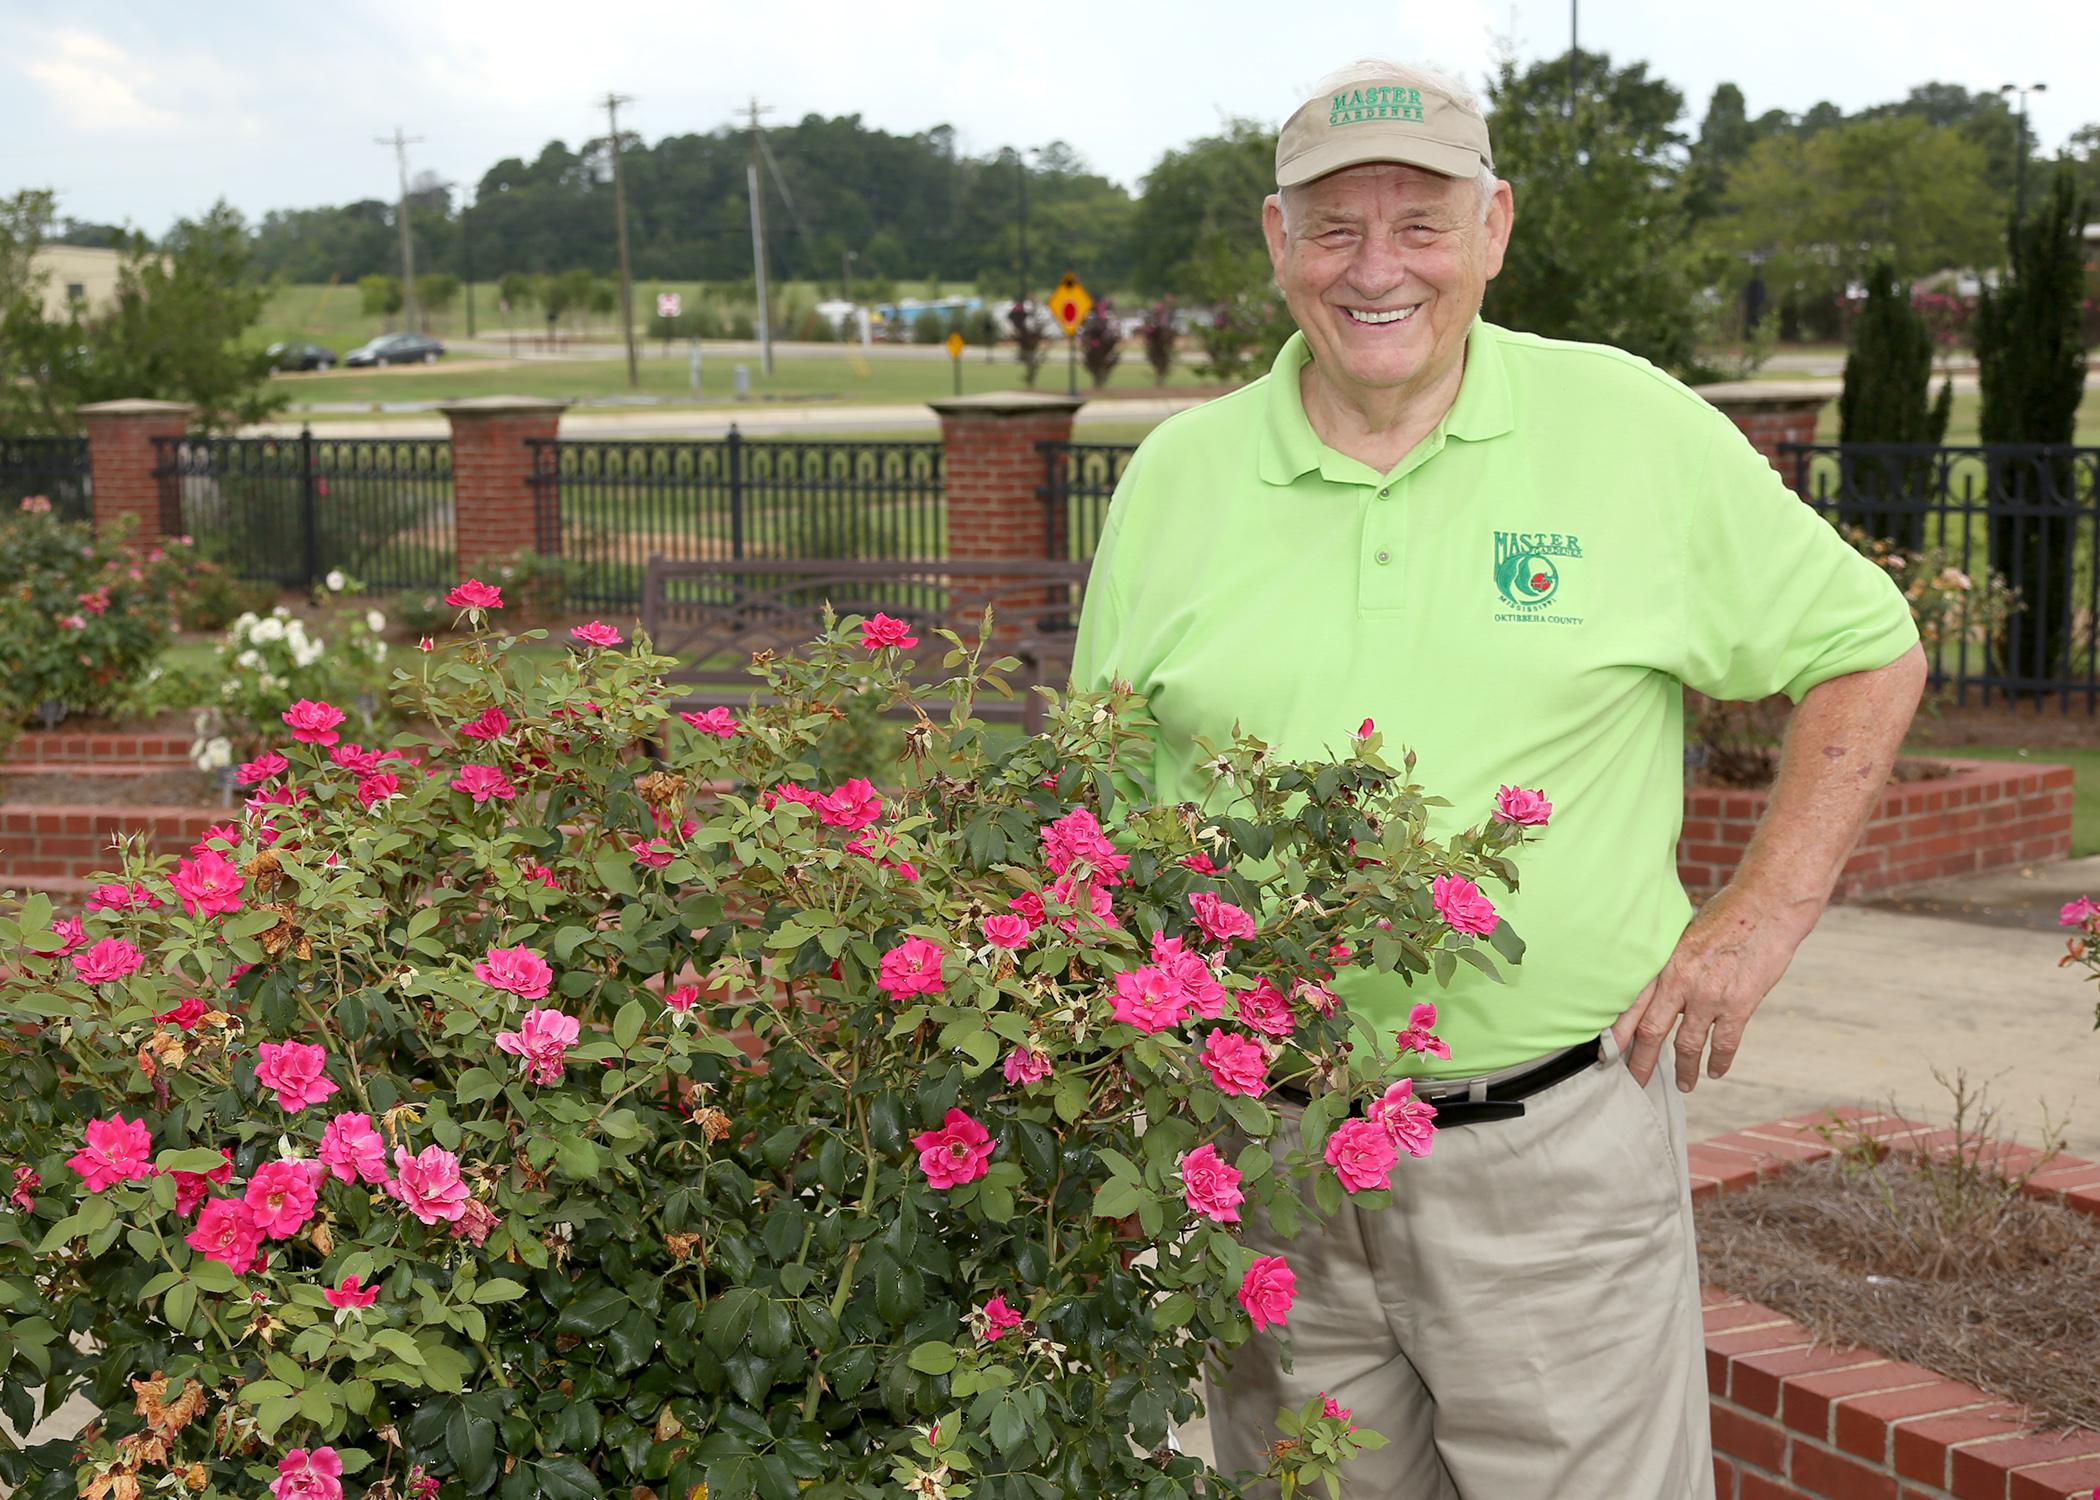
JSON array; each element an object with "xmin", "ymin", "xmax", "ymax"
[
  {"xmin": 371, "ymin": 640, "xmax": 387, "ymax": 661},
  {"xmin": 250, "ymin": 617, "xmax": 285, "ymax": 644},
  {"xmin": 232, "ymin": 611, "xmax": 258, "ymax": 633},
  {"xmin": 235, "ymin": 649, "xmax": 262, "ymax": 670},
  {"xmin": 325, "ymin": 570, "xmax": 347, "ymax": 592},
  {"xmin": 201, "ymin": 736, "xmax": 232, "ymax": 771},
  {"xmin": 293, "ymin": 640, "xmax": 324, "ymax": 669},
  {"xmin": 365, "ymin": 610, "xmax": 387, "ymax": 634},
  {"xmin": 271, "ymin": 606, "xmax": 290, "ymax": 620}
]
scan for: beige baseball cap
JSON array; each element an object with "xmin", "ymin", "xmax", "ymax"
[{"xmin": 1275, "ymin": 68, "xmax": 1495, "ymax": 187}]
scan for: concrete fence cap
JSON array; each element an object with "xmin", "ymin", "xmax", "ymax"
[
  {"xmin": 76, "ymin": 399, "xmax": 195, "ymax": 417},
  {"xmin": 926, "ymin": 392, "xmax": 1087, "ymax": 419},
  {"xmin": 436, "ymin": 396, "xmax": 572, "ymax": 416},
  {"xmin": 1691, "ymin": 381, "xmax": 1835, "ymax": 408}
]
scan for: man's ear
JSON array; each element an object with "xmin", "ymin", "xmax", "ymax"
[
  {"xmin": 1262, "ymin": 194, "xmax": 1290, "ymax": 281},
  {"xmin": 1481, "ymin": 179, "xmax": 1515, "ymax": 283}
]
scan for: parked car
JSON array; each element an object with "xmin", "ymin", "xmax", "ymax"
[
  {"xmin": 344, "ymin": 333, "xmax": 445, "ymax": 367},
  {"xmin": 265, "ymin": 341, "xmax": 337, "ymax": 372}
]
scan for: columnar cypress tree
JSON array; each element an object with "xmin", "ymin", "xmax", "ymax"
[
  {"xmin": 1837, "ymin": 261, "xmax": 1952, "ymax": 549},
  {"xmin": 1974, "ymin": 160, "xmax": 2090, "ymax": 693}
]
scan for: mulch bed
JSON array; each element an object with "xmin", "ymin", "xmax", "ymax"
[
  {"xmin": 1696, "ymin": 1154, "xmax": 2100, "ymax": 1431},
  {"xmin": 0, "ymin": 770, "xmax": 224, "ymax": 807}
]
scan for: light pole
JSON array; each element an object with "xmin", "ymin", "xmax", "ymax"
[
  {"xmin": 841, "ymin": 249, "xmax": 857, "ymax": 304},
  {"xmin": 1998, "ymin": 81, "xmax": 2047, "ymax": 223}
]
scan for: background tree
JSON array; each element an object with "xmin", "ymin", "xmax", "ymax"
[
  {"xmin": 1079, "ymin": 301, "xmax": 1122, "ymax": 387},
  {"xmin": 1974, "ymin": 161, "xmax": 2091, "ymax": 692},
  {"xmin": 1139, "ymin": 298, "xmax": 1178, "ymax": 385},
  {"xmin": 0, "ymin": 189, "xmax": 73, "ymax": 433},
  {"xmin": 1836, "ymin": 261, "xmax": 1952, "ymax": 548},
  {"xmin": 1127, "ymin": 120, "xmax": 1274, "ymax": 297},
  {"xmin": 1007, "ymin": 301, "xmax": 1049, "ymax": 387},
  {"xmin": 1708, "ymin": 116, "xmax": 2001, "ymax": 341},
  {"xmin": 357, "ymin": 273, "xmax": 403, "ymax": 323},
  {"xmin": 1482, "ymin": 50, "xmax": 1720, "ymax": 378},
  {"xmin": 414, "ymin": 271, "xmax": 459, "ymax": 331}
]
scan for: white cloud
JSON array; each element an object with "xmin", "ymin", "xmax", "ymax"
[{"xmin": 21, "ymin": 28, "xmax": 179, "ymax": 133}]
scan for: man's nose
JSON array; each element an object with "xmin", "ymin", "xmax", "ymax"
[{"xmin": 1344, "ymin": 232, "xmax": 1414, "ymax": 300}]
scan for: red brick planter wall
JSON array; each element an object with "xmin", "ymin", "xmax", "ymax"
[
  {"xmin": 1680, "ymin": 759, "xmax": 2076, "ymax": 900},
  {"xmin": 2, "ymin": 731, "xmax": 193, "ymax": 770},
  {"xmin": 1698, "ymin": 1111, "xmax": 2100, "ymax": 1499},
  {"xmin": 0, "ymin": 803, "xmax": 224, "ymax": 888}
]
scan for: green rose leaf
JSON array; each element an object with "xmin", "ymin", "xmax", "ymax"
[{"xmin": 904, "ymin": 1340, "xmax": 957, "ymax": 1375}]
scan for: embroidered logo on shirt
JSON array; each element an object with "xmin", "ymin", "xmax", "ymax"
[{"xmin": 1493, "ymin": 530, "xmax": 1586, "ymax": 625}]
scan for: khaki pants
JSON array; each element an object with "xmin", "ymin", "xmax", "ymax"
[{"xmin": 1204, "ymin": 1033, "xmax": 1714, "ymax": 1500}]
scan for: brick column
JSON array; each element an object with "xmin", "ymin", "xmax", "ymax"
[
  {"xmin": 929, "ymin": 392, "xmax": 1087, "ymax": 565},
  {"xmin": 78, "ymin": 399, "xmax": 192, "ymax": 544},
  {"xmin": 1693, "ymin": 382, "xmax": 1833, "ymax": 493},
  {"xmin": 440, "ymin": 397, "xmax": 568, "ymax": 579}
]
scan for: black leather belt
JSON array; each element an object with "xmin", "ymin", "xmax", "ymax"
[{"xmin": 1275, "ymin": 1036, "xmax": 1603, "ymax": 1127}]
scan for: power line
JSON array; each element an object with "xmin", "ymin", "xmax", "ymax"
[{"xmin": 375, "ymin": 126, "xmax": 424, "ymax": 329}]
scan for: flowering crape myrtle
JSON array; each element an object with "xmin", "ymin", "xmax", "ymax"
[{"xmin": 0, "ymin": 591, "xmax": 1546, "ymax": 1500}]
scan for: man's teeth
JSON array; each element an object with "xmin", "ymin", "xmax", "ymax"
[{"xmin": 1347, "ymin": 306, "xmax": 1417, "ymax": 325}]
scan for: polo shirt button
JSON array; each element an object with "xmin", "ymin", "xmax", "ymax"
[
  {"xmin": 1375, "ymin": 549, "xmax": 1391, "ymax": 564},
  {"xmin": 1378, "ymin": 487, "xmax": 1391, "ymax": 497}
]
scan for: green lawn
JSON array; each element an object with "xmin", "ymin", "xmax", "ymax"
[{"xmin": 1814, "ymin": 389, "xmax": 2100, "ymax": 448}]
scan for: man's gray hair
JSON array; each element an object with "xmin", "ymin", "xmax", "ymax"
[{"xmin": 1278, "ymin": 58, "xmax": 1500, "ymax": 229}]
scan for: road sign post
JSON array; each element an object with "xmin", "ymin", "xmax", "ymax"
[
  {"xmin": 945, "ymin": 330, "xmax": 966, "ymax": 395},
  {"xmin": 1049, "ymin": 273, "xmax": 1091, "ymax": 398}
]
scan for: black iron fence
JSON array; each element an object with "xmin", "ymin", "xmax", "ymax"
[
  {"xmin": 1038, "ymin": 440, "xmax": 1136, "ymax": 560},
  {"xmin": 0, "ymin": 436, "xmax": 92, "ymax": 524},
  {"xmin": 1783, "ymin": 442, "xmax": 2100, "ymax": 707},
  {"xmin": 527, "ymin": 429, "xmax": 945, "ymax": 610},
  {"xmin": 154, "ymin": 429, "xmax": 454, "ymax": 591}
]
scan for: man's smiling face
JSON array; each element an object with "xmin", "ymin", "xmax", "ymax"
[{"xmin": 1263, "ymin": 162, "xmax": 1513, "ymax": 412}]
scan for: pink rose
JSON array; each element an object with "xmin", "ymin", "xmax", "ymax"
[
  {"xmin": 1001, "ymin": 1047, "xmax": 1051, "ymax": 1087},
  {"xmin": 1324, "ymin": 1116, "xmax": 1399, "ymax": 1194},
  {"xmin": 526, "ymin": 862, "xmax": 560, "ymax": 889},
  {"xmin": 1393, "ymin": 1002, "xmax": 1451, "ymax": 1059},
  {"xmin": 86, "ymin": 880, "xmax": 161, "ymax": 913},
  {"xmin": 679, "ymin": 706, "xmax": 740, "ymax": 737},
  {"xmin": 271, "ymin": 1446, "xmax": 344, "ymax": 1500},
  {"xmin": 1041, "ymin": 805, "xmax": 1127, "ymax": 883},
  {"xmin": 190, "ymin": 823, "xmax": 239, "ymax": 856},
  {"xmin": 1008, "ymin": 890, "xmax": 1047, "ymax": 932},
  {"xmin": 878, "ymin": 936, "xmax": 946, "ymax": 999},
  {"xmin": 186, "ymin": 1197, "xmax": 265, "ymax": 1275},
  {"xmin": 49, "ymin": 916, "xmax": 87, "ymax": 955},
  {"xmin": 819, "ymin": 778, "xmax": 883, "ymax": 831},
  {"xmin": 1292, "ymin": 978, "xmax": 1338, "ymax": 1017},
  {"xmin": 1320, "ymin": 1394, "xmax": 1357, "ymax": 1429},
  {"xmin": 1368, "ymin": 1078, "xmax": 1438, "ymax": 1159},
  {"xmin": 476, "ymin": 944, "xmax": 553, "ymax": 1000},
  {"xmin": 909, "ymin": 1107, "xmax": 995, "ymax": 1190},
  {"xmin": 571, "ymin": 620, "xmax": 624, "ymax": 647},
  {"xmin": 1234, "ymin": 978, "xmax": 1295, "ymax": 1038},
  {"xmin": 762, "ymin": 781, "xmax": 822, "ymax": 812},
  {"xmin": 243, "ymin": 1159, "xmax": 322, "ymax": 1238},
  {"xmin": 282, "ymin": 700, "xmax": 346, "ymax": 746},
  {"xmin": 254, "ymin": 1040, "xmax": 339, "ymax": 1113},
  {"xmin": 157, "ymin": 997, "xmax": 208, "ymax": 1030},
  {"xmin": 329, "ymin": 743, "xmax": 385, "ymax": 775},
  {"xmin": 1492, "ymin": 784, "xmax": 1553, "ymax": 826},
  {"xmin": 10, "ymin": 1166, "xmax": 39, "ymax": 1213},
  {"xmin": 318, "ymin": 1113, "xmax": 390, "ymax": 1185},
  {"xmin": 1431, "ymin": 874, "xmax": 1499, "ymax": 936},
  {"xmin": 460, "ymin": 707, "xmax": 510, "ymax": 742},
  {"xmin": 237, "ymin": 750, "xmax": 289, "ymax": 786},
  {"xmin": 1355, "ymin": 717, "xmax": 1375, "ymax": 739},
  {"xmin": 630, "ymin": 839, "xmax": 675, "ymax": 869},
  {"xmin": 451, "ymin": 1198, "xmax": 501, "ymax": 1247},
  {"xmin": 981, "ymin": 914, "xmax": 1032, "ymax": 950},
  {"xmin": 979, "ymin": 1293, "xmax": 1025, "ymax": 1340},
  {"xmin": 495, "ymin": 1006, "xmax": 582, "ymax": 1085},
  {"xmin": 1237, "ymin": 1254, "xmax": 1296, "ymax": 1331},
  {"xmin": 451, "ymin": 764, "xmax": 516, "ymax": 804},
  {"xmin": 2059, "ymin": 896, "xmax": 2098, "ymax": 929},
  {"xmin": 1045, "ymin": 872, "xmax": 1117, "ymax": 933},
  {"xmin": 1111, "ymin": 965, "xmax": 1190, "ymax": 1034},
  {"xmin": 1181, "ymin": 852, "xmax": 1220, "ymax": 874},
  {"xmin": 169, "ymin": 850, "xmax": 244, "ymax": 918},
  {"xmin": 1178, "ymin": 1142, "xmax": 1244, "ymax": 1223},
  {"xmin": 356, "ymin": 771, "xmax": 401, "ymax": 809},
  {"xmin": 171, "ymin": 1149, "xmax": 233, "ymax": 1217},
  {"xmin": 663, "ymin": 984, "xmax": 701, "ymax": 1015},
  {"xmin": 1199, "ymin": 1028, "xmax": 1270, "ymax": 1097},
  {"xmin": 72, "ymin": 937, "xmax": 143, "ymax": 985},
  {"xmin": 324, "ymin": 1274, "xmax": 379, "ymax": 1310},
  {"xmin": 446, "ymin": 580, "xmax": 503, "ymax": 610},
  {"xmin": 1189, "ymin": 891, "xmax": 1256, "ymax": 944},
  {"xmin": 860, "ymin": 613, "xmax": 919, "ymax": 650},
  {"xmin": 66, "ymin": 1115, "xmax": 156, "ymax": 1192},
  {"xmin": 386, "ymin": 1143, "xmax": 470, "ymax": 1224}
]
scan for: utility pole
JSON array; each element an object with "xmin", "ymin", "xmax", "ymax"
[
  {"xmin": 1568, "ymin": 0, "xmax": 1579, "ymax": 117},
  {"xmin": 1999, "ymin": 81, "xmax": 2048, "ymax": 224},
  {"xmin": 746, "ymin": 98, "xmax": 775, "ymax": 376},
  {"xmin": 460, "ymin": 184, "xmax": 477, "ymax": 338},
  {"xmin": 841, "ymin": 249, "xmax": 856, "ymax": 304},
  {"xmin": 376, "ymin": 126, "xmax": 424, "ymax": 331},
  {"xmin": 601, "ymin": 92, "xmax": 640, "ymax": 389}
]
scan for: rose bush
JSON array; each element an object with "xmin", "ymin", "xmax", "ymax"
[
  {"xmin": 0, "ymin": 596, "xmax": 1543, "ymax": 1499},
  {"xmin": 0, "ymin": 502, "xmax": 196, "ymax": 733}
]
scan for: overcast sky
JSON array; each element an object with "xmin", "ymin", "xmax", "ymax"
[{"xmin": 5, "ymin": 0, "xmax": 2094, "ymax": 236}]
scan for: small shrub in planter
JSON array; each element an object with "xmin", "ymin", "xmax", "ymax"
[
  {"xmin": 0, "ymin": 600, "xmax": 1547, "ymax": 1499},
  {"xmin": 0, "ymin": 502, "xmax": 197, "ymax": 732}
]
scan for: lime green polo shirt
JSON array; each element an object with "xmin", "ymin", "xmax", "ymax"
[{"xmin": 1070, "ymin": 320, "xmax": 1918, "ymax": 1077}]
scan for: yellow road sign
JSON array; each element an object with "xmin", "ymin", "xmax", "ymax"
[
  {"xmin": 944, "ymin": 331, "xmax": 966, "ymax": 359},
  {"xmin": 1049, "ymin": 274, "xmax": 1092, "ymax": 335}
]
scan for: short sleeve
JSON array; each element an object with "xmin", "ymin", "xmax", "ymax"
[
  {"xmin": 1676, "ymin": 417, "xmax": 1920, "ymax": 704},
  {"xmin": 1070, "ymin": 449, "xmax": 1144, "ymax": 694}
]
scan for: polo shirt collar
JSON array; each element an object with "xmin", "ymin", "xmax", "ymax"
[{"xmin": 1256, "ymin": 317, "xmax": 1514, "ymax": 486}]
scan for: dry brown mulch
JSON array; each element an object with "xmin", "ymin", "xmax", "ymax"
[
  {"xmin": 0, "ymin": 770, "xmax": 223, "ymax": 806},
  {"xmin": 1905, "ymin": 698, "xmax": 2100, "ymax": 751},
  {"xmin": 1696, "ymin": 1155, "xmax": 2100, "ymax": 1431}
]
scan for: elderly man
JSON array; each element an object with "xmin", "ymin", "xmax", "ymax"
[{"xmin": 1070, "ymin": 60, "xmax": 1926, "ymax": 1499}]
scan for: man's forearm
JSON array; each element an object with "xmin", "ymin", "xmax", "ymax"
[{"xmin": 1728, "ymin": 645, "xmax": 1929, "ymax": 939}]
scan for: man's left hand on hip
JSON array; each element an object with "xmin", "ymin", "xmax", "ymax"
[{"xmin": 1613, "ymin": 883, "xmax": 1805, "ymax": 1092}]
